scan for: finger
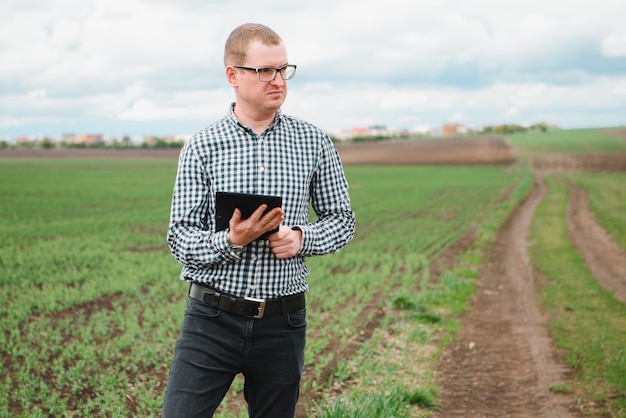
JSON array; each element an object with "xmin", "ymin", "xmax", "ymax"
[
  {"xmin": 249, "ymin": 204, "xmax": 269, "ymax": 221},
  {"xmin": 259, "ymin": 210, "xmax": 282, "ymax": 233},
  {"xmin": 229, "ymin": 208, "xmax": 242, "ymax": 226},
  {"xmin": 272, "ymin": 243, "xmax": 293, "ymax": 259},
  {"xmin": 261, "ymin": 208, "xmax": 284, "ymax": 223},
  {"xmin": 271, "ymin": 245, "xmax": 287, "ymax": 258}
]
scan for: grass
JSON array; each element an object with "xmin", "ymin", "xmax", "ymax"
[
  {"xmin": 564, "ymin": 173, "xmax": 626, "ymax": 250},
  {"xmin": 308, "ymin": 168, "xmax": 534, "ymax": 417},
  {"xmin": 0, "ymin": 159, "xmax": 526, "ymax": 417},
  {"xmin": 3, "ymin": 133, "xmax": 624, "ymax": 416},
  {"xmin": 0, "ymin": 159, "xmax": 184, "ymax": 417},
  {"xmin": 315, "ymin": 389, "xmax": 416, "ymax": 418},
  {"xmin": 529, "ymin": 175, "xmax": 626, "ymax": 417},
  {"xmin": 507, "ymin": 127, "xmax": 626, "ymax": 156}
]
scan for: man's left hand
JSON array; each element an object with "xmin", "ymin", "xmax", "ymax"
[{"xmin": 268, "ymin": 226, "xmax": 302, "ymax": 259}]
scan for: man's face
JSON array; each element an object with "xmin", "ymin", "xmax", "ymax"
[{"xmin": 230, "ymin": 41, "xmax": 290, "ymax": 115}]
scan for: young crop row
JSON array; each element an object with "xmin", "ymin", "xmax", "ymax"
[{"xmin": 0, "ymin": 159, "xmax": 526, "ymax": 417}]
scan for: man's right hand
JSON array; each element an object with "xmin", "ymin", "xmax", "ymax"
[{"xmin": 228, "ymin": 204, "xmax": 284, "ymax": 246}]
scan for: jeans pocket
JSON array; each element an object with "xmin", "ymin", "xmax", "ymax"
[
  {"xmin": 287, "ymin": 308, "xmax": 307, "ymax": 328},
  {"xmin": 186, "ymin": 297, "xmax": 222, "ymax": 319}
]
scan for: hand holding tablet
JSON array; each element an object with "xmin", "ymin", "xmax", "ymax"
[{"xmin": 215, "ymin": 192, "xmax": 283, "ymax": 240}]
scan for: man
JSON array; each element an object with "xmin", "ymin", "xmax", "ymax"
[{"xmin": 162, "ymin": 23, "xmax": 356, "ymax": 418}]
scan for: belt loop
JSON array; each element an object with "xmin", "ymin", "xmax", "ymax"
[
  {"xmin": 211, "ymin": 291, "xmax": 221, "ymax": 308},
  {"xmin": 280, "ymin": 298, "xmax": 287, "ymax": 314}
]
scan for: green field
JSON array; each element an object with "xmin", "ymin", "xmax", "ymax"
[
  {"xmin": 508, "ymin": 127, "xmax": 626, "ymax": 155},
  {"xmin": 0, "ymin": 158, "xmax": 527, "ymax": 417},
  {"xmin": 1, "ymin": 127, "xmax": 625, "ymax": 417}
]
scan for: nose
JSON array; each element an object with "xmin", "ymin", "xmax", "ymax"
[{"xmin": 271, "ymin": 74, "xmax": 286, "ymax": 86}]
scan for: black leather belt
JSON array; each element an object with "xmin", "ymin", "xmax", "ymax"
[{"xmin": 189, "ymin": 283, "xmax": 305, "ymax": 319}]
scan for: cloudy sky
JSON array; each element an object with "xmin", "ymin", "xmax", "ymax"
[{"xmin": 1, "ymin": 0, "xmax": 625, "ymax": 140}]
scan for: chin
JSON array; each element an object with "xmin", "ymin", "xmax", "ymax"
[{"xmin": 267, "ymin": 98, "xmax": 285, "ymax": 109}]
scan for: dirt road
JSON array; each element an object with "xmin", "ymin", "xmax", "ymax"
[
  {"xmin": 434, "ymin": 177, "xmax": 579, "ymax": 417},
  {"xmin": 433, "ymin": 168, "xmax": 626, "ymax": 417}
]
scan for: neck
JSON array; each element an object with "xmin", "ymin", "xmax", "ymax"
[{"xmin": 233, "ymin": 104, "xmax": 276, "ymax": 135}]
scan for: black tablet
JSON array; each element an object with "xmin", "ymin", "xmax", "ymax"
[{"xmin": 215, "ymin": 191, "xmax": 283, "ymax": 239}]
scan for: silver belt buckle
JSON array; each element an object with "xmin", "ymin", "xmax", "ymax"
[{"xmin": 244, "ymin": 296, "xmax": 266, "ymax": 319}]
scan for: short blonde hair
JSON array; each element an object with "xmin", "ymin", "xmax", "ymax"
[{"xmin": 224, "ymin": 23, "xmax": 283, "ymax": 66}]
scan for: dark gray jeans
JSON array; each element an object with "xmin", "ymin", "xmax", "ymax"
[{"xmin": 162, "ymin": 297, "xmax": 307, "ymax": 418}]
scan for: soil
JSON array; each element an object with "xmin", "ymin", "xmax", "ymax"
[
  {"xmin": 335, "ymin": 137, "xmax": 515, "ymax": 165},
  {"xmin": 4, "ymin": 134, "xmax": 626, "ymax": 417}
]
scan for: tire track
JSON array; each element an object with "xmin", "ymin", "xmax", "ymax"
[
  {"xmin": 566, "ymin": 182, "xmax": 626, "ymax": 303},
  {"xmin": 434, "ymin": 177, "xmax": 578, "ymax": 417}
]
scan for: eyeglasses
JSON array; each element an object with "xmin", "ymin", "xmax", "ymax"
[{"xmin": 233, "ymin": 64, "xmax": 297, "ymax": 82}]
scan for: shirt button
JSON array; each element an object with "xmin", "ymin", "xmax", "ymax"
[{"xmin": 260, "ymin": 166, "xmax": 265, "ymax": 172}]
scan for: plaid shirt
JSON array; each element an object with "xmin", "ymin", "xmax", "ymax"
[{"xmin": 167, "ymin": 104, "xmax": 356, "ymax": 299}]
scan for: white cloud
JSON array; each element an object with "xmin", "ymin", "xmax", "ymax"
[
  {"xmin": 117, "ymin": 88, "xmax": 232, "ymax": 122},
  {"xmin": 288, "ymin": 74, "xmax": 626, "ymax": 130},
  {"xmin": 602, "ymin": 32, "xmax": 626, "ymax": 57},
  {"xmin": 1, "ymin": 0, "xmax": 625, "ymax": 138}
]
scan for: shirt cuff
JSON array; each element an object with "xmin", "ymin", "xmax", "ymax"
[
  {"xmin": 291, "ymin": 225, "xmax": 309, "ymax": 256},
  {"xmin": 214, "ymin": 229, "xmax": 242, "ymax": 259}
]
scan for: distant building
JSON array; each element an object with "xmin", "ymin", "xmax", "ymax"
[
  {"xmin": 62, "ymin": 133, "xmax": 104, "ymax": 147},
  {"xmin": 442, "ymin": 123, "xmax": 468, "ymax": 137},
  {"xmin": 334, "ymin": 125, "xmax": 395, "ymax": 141}
]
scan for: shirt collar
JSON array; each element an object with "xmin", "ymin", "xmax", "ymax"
[{"xmin": 227, "ymin": 102, "xmax": 283, "ymax": 134}]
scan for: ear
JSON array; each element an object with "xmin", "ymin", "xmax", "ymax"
[{"xmin": 226, "ymin": 65, "xmax": 238, "ymax": 87}]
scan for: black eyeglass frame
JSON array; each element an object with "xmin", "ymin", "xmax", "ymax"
[{"xmin": 233, "ymin": 64, "xmax": 297, "ymax": 82}]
